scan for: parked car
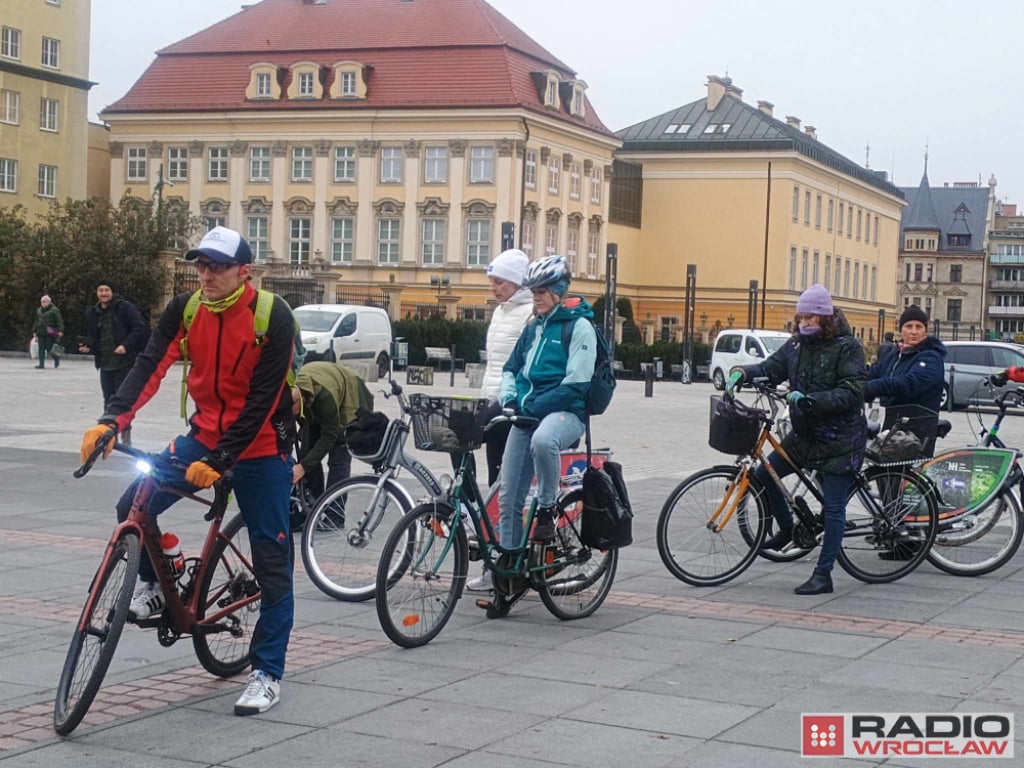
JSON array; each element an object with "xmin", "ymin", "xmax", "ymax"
[
  {"xmin": 710, "ymin": 329, "xmax": 791, "ymax": 390},
  {"xmin": 942, "ymin": 341, "xmax": 1024, "ymax": 409},
  {"xmin": 293, "ymin": 304, "xmax": 393, "ymax": 378}
]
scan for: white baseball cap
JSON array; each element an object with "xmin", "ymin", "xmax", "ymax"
[{"xmin": 185, "ymin": 226, "xmax": 253, "ymax": 265}]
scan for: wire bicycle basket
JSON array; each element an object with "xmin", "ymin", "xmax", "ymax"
[
  {"xmin": 408, "ymin": 395, "xmax": 490, "ymax": 452},
  {"xmin": 708, "ymin": 396, "xmax": 764, "ymax": 455}
]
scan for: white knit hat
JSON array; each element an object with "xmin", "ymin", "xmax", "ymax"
[{"xmin": 486, "ymin": 249, "xmax": 529, "ymax": 286}]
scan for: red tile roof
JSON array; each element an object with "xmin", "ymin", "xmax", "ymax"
[{"xmin": 103, "ymin": 0, "xmax": 612, "ymax": 136}]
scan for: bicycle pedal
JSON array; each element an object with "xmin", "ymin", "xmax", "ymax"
[{"xmin": 474, "ymin": 599, "xmax": 494, "ymax": 611}]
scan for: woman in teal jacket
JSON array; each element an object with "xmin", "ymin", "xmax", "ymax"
[{"xmin": 497, "ymin": 255, "xmax": 596, "ymax": 548}]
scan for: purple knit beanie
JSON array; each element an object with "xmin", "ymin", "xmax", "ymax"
[{"xmin": 796, "ymin": 283, "xmax": 833, "ymax": 316}]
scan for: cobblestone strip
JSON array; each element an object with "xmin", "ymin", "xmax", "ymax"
[
  {"xmin": 0, "ymin": 629, "xmax": 386, "ymax": 752},
  {"xmin": 606, "ymin": 590, "xmax": 1024, "ymax": 649}
]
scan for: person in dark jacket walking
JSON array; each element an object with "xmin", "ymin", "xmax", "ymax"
[
  {"xmin": 33, "ymin": 295, "xmax": 64, "ymax": 369},
  {"xmin": 79, "ymin": 281, "xmax": 149, "ymax": 445},
  {"xmin": 876, "ymin": 332, "xmax": 897, "ymax": 362},
  {"xmin": 865, "ymin": 305, "xmax": 946, "ymax": 456},
  {"xmin": 727, "ymin": 284, "xmax": 867, "ymax": 595}
]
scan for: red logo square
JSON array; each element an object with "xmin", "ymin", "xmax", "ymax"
[{"xmin": 802, "ymin": 715, "xmax": 844, "ymax": 756}]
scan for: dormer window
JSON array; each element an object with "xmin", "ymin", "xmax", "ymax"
[
  {"xmin": 286, "ymin": 61, "xmax": 323, "ymax": 100},
  {"xmin": 546, "ymin": 79, "xmax": 559, "ymax": 109},
  {"xmin": 247, "ymin": 63, "xmax": 281, "ymax": 101},
  {"xmin": 568, "ymin": 80, "xmax": 587, "ymax": 118},
  {"xmin": 330, "ymin": 61, "xmax": 368, "ymax": 99}
]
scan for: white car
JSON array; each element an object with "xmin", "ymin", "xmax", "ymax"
[
  {"xmin": 710, "ymin": 329, "xmax": 791, "ymax": 390},
  {"xmin": 293, "ymin": 304, "xmax": 393, "ymax": 379}
]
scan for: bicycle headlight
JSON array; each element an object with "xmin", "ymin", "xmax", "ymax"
[{"xmin": 135, "ymin": 459, "xmax": 153, "ymax": 475}]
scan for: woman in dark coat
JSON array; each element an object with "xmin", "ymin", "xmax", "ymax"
[{"xmin": 727, "ymin": 284, "xmax": 867, "ymax": 595}]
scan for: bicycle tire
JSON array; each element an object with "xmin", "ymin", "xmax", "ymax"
[
  {"xmin": 927, "ymin": 488, "xmax": 1024, "ymax": 577},
  {"xmin": 54, "ymin": 532, "xmax": 140, "ymax": 735},
  {"xmin": 657, "ymin": 466, "xmax": 768, "ymax": 587},
  {"xmin": 837, "ymin": 466, "xmax": 938, "ymax": 583},
  {"xmin": 301, "ymin": 477, "xmax": 412, "ymax": 602},
  {"xmin": 375, "ymin": 503, "xmax": 467, "ymax": 648},
  {"xmin": 193, "ymin": 513, "xmax": 259, "ymax": 678},
  {"xmin": 537, "ymin": 490, "xmax": 618, "ymax": 620}
]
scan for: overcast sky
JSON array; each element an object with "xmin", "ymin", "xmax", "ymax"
[{"xmin": 90, "ymin": 0, "xmax": 1024, "ymax": 203}]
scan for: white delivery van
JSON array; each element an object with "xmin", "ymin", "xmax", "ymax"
[
  {"xmin": 293, "ymin": 304, "xmax": 393, "ymax": 379},
  {"xmin": 710, "ymin": 329, "xmax": 791, "ymax": 390}
]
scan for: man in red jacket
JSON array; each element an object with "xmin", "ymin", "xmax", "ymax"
[{"xmin": 80, "ymin": 227, "xmax": 296, "ymax": 716}]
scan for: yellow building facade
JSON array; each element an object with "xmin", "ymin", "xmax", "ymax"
[{"xmin": 0, "ymin": 0, "xmax": 92, "ymax": 218}]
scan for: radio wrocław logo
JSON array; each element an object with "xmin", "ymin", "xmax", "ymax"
[{"xmin": 801, "ymin": 713, "xmax": 1014, "ymax": 759}]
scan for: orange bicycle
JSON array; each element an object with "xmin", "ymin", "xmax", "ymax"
[{"xmin": 54, "ymin": 438, "xmax": 260, "ymax": 734}]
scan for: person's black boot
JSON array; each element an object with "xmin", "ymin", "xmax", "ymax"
[
  {"xmin": 762, "ymin": 528, "xmax": 793, "ymax": 551},
  {"xmin": 794, "ymin": 567, "xmax": 833, "ymax": 595},
  {"xmin": 532, "ymin": 506, "xmax": 557, "ymax": 541}
]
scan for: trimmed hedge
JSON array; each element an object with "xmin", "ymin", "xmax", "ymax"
[{"xmin": 393, "ymin": 317, "xmax": 488, "ymax": 365}]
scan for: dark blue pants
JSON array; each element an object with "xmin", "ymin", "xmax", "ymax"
[
  {"xmin": 116, "ymin": 435, "xmax": 294, "ymax": 679},
  {"xmin": 752, "ymin": 452, "xmax": 852, "ymax": 573}
]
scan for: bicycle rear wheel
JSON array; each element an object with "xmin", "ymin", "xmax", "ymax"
[
  {"xmin": 657, "ymin": 466, "xmax": 768, "ymax": 586},
  {"xmin": 193, "ymin": 514, "xmax": 259, "ymax": 678},
  {"xmin": 375, "ymin": 504, "xmax": 467, "ymax": 648},
  {"xmin": 54, "ymin": 532, "xmax": 140, "ymax": 735},
  {"xmin": 838, "ymin": 466, "xmax": 938, "ymax": 583},
  {"xmin": 537, "ymin": 490, "xmax": 618, "ymax": 620},
  {"xmin": 301, "ymin": 477, "xmax": 411, "ymax": 602},
  {"xmin": 927, "ymin": 489, "xmax": 1023, "ymax": 576}
]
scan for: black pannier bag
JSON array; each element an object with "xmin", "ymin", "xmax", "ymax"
[
  {"xmin": 580, "ymin": 460, "xmax": 633, "ymax": 549},
  {"xmin": 343, "ymin": 409, "xmax": 390, "ymax": 460},
  {"xmin": 708, "ymin": 395, "xmax": 763, "ymax": 455}
]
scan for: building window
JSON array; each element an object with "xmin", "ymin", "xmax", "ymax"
[
  {"xmin": 297, "ymin": 72, "xmax": 314, "ymax": 97},
  {"xmin": 377, "ymin": 218, "xmax": 400, "ymax": 263},
  {"xmin": 825, "ymin": 253, "xmax": 832, "ymax": 287},
  {"xmin": 525, "ymin": 150, "xmax": 537, "ymax": 188},
  {"xmin": 340, "ymin": 71, "xmax": 357, "ymax": 97},
  {"xmin": 914, "ymin": 263, "xmax": 923, "ymax": 282},
  {"xmin": 0, "ymin": 159, "xmax": 16, "ymax": 192},
  {"xmin": 0, "ymin": 89, "xmax": 18, "ymax": 124},
  {"xmin": 862, "ymin": 261, "xmax": 869, "ymax": 298},
  {"xmin": 587, "ymin": 227, "xmax": 599, "ymax": 277},
  {"xmin": 843, "ymin": 258, "xmax": 851, "ymax": 296},
  {"xmin": 546, "ymin": 78, "xmax": 559, "ymax": 108},
  {"xmin": 461, "ymin": 306, "xmax": 487, "ymax": 322},
  {"xmin": 333, "ymin": 146, "xmax": 355, "ymax": 182},
  {"xmin": 207, "ymin": 147, "xmax": 228, "ymax": 181},
  {"xmin": 126, "ymin": 147, "xmax": 147, "ymax": 181},
  {"xmin": 41, "ymin": 37, "xmax": 60, "ymax": 69},
  {"xmin": 871, "ymin": 265, "xmax": 877, "ymax": 300},
  {"xmin": 380, "ymin": 147, "xmax": 402, "ymax": 183},
  {"xmin": 864, "ymin": 213, "xmax": 871, "ymax": 244},
  {"xmin": 926, "ymin": 263, "xmax": 933, "ymax": 282},
  {"xmin": 545, "ymin": 218, "xmax": 559, "ymax": 256},
  {"xmin": 801, "ymin": 248, "xmax": 809, "ymax": 289},
  {"xmin": 847, "ymin": 206, "xmax": 853, "ymax": 237},
  {"xmin": 521, "ymin": 217, "xmax": 535, "ymax": 257},
  {"xmin": 39, "ymin": 97, "xmax": 58, "ymax": 131},
  {"xmin": 792, "ymin": 185, "xmax": 799, "ymax": 221},
  {"xmin": 856, "ymin": 209, "xmax": 862, "ymax": 240},
  {"xmin": 950, "ymin": 264, "xmax": 962, "ymax": 283},
  {"xmin": 255, "ymin": 72, "xmax": 272, "ymax": 97},
  {"xmin": 838, "ymin": 202, "xmax": 844, "ymax": 235},
  {"xmin": 291, "ymin": 146, "xmax": 313, "ymax": 181},
  {"xmin": 289, "ymin": 218, "xmax": 311, "ymax": 265},
  {"xmin": 1, "ymin": 27, "xmax": 21, "ymax": 60},
  {"xmin": 205, "ymin": 215, "xmax": 226, "ymax": 231},
  {"xmin": 947, "ymin": 298, "xmax": 962, "ymax": 322},
  {"xmin": 570, "ymin": 162, "xmax": 581, "ymax": 199},
  {"xmin": 873, "ymin": 215, "xmax": 879, "ymax": 246},
  {"xmin": 421, "ymin": 218, "xmax": 445, "ymax": 265},
  {"xmin": 37, "ymin": 164, "xmax": 56, "ymax": 197},
  {"xmin": 815, "ymin": 194, "xmax": 822, "ymax": 229},
  {"xmin": 567, "ymin": 222, "xmax": 579, "ymax": 273},
  {"xmin": 789, "ymin": 246, "xmax": 797, "ymax": 290},
  {"xmin": 853, "ymin": 262, "xmax": 860, "ymax": 298},
  {"xmin": 548, "ymin": 156, "xmax": 560, "ymax": 195},
  {"xmin": 466, "ymin": 219, "xmax": 490, "ymax": 266},
  {"xmin": 804, "ymin": 190, "xmax": 811, "ymax": 225},
  {"xmin": 827, "ymin": 199, "xmax": 834, "ymax": 232},
  {"xmin": 469, "ymin": 146, "xmax": 494, "ymax": 183},
  {"xmin": 812, "ymin": 250, "xmax": 820, "ymax": 284},
  {"xmin": 590, "ymin": 166, "xmax": 602, "ymax": 204},
  {"xmin": 247, "ymin": 216, "xmax": 268, "ymax": 262},
  {"xmin": 167, "ymin": 146, "xmax": 188, "ymax": 181},
  {"xmin": 250, "ymin": 146, "xmax": 270, "ymax": 181},
  {"xmin": 331, "ymin": 217, "xmax": 354, "ymax": 263},
  {"xmin": 424, "ymin": 146, "xmax": 448, "ymax": 183}
]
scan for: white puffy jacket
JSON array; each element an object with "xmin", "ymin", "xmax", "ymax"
[{"xmin": 481, "ymin": 289, "xmax": 534, "ymax": 400}]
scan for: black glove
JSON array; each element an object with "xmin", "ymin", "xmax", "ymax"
[
  {"xmin": 990, "ymin": 371, "xmax": 1009, "ymax": 388},
  {"xmin": 502, "ymin": 400, "xmax": 521, "ymax": 415}
]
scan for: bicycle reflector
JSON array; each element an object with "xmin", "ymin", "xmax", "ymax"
[{"xmin": 402, "ymin": 614, "xmax": 420, "ymax": 627}]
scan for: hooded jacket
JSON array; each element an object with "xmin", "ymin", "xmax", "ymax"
[
  {"xmin": 294, "ymin": 362, "xmax": 366, "ymax": 472},
  {"xmin": 83, "ymin": 296, "xmax": 149, "ymax": 370},
  {"xmin": 481, "ymin": 288, "xmax": 533, "ymax": 400},
  {"xmin": 499, "ymin": 296, "xmax": 596, "ymax": 422},
  {"xmin": 741, "ymin": 311, "xmax": 867, "ymax": 475},
  {"xmin": 865, "ymin": 335, "xmax": 947, "ymax": 413}
]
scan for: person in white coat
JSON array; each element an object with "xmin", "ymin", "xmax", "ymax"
[{"xmin": 467, "ymin": 248, "xmax": 533, "ymax": 591}]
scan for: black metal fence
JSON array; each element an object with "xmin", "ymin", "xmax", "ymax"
[
  {"xmin": 262, "ymin": 278, "xmax": 324, "ymax": 308},
  {"xmin": 173, "ymin": 263, "xmax": 201, "ymax": 295},
  {"xmin": 335, "ymin": 287, "xmax": 390, "ymax": 310}
]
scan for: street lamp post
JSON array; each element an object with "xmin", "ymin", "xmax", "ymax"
[
  {"xmin": 682, "ymin": 264, "xmax": 696, "ymax": 384},
  {"xmin": 430, "ymin": 275, "xmax": 450, "ymax": 318}
]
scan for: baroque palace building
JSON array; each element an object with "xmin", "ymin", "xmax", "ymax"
[
  {"xmin": 0, "ymin": 0, "xmax": 93, "ymax": 218},
  {"xmin": 100, "ymin": 0, "xmax": 619, "ymax": 319}
]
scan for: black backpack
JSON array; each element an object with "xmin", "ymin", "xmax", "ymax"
[
  {"xmin": 560, "ymin": 319, "xmax": 616, "ymax": 415},
  {"xmin": 579, "ymin": 422, "xmax": 633, "ymax": 549}
]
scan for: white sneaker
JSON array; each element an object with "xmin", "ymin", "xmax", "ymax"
[
  {"xmin": 128, "ymin": 581, "xmax": 164, "ymax": 620},
  {"xmin": 234, "ymin": 670, "xmax": 281, "ymax": 716},
  {"xmin": 465, "ymin": 562, "xmax": 493, "ymax": 592}
]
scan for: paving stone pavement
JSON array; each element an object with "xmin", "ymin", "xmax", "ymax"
[{"xmin": 0, "ymin": 355, "xmax": 1023, "ymax": 766}]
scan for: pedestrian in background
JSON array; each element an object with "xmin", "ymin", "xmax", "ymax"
[
  {"xmin": 877, "ymin": 331, "xmax": 897, "ymax": 362},
  {"xmin": 33, "ymin": 295, "xmax": 64, "ymax": 369},
  {"xmin": 78, "ymin": 280, "xmax": 149, "ymax": 445}
]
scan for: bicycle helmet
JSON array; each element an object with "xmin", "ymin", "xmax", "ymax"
[{"xmin": 522, "ymin": 255, "xmax": 570, "ymax": 291}]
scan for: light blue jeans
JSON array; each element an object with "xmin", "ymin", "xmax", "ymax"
[{"xmin": 498, "ymin": 412, "xmax": 585, "ymax": 548}]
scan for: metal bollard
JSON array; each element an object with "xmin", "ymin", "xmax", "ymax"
[
  {"xmin": 644, "ymin": 364, "xmax": 655, "ymax": 397},
  {"xmin": 947, "ymin": 365, "xmax": 955, "ymax": 412}
]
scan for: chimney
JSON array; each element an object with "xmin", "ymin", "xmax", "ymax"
[
  {"xmin": 723, "ymin": 78, "xmax": 743, "ymax": 101},
  {"xmin": 706, "ymin": 75, "xmax": 727, "ymax": 111},
  {"xmin": 757, "ymin": 100, "xmax": 774, "ymax": 117},
  {"xmin": 785, "ymin": 115, "xmax": 801, "ymax": 130},
  {"xmin": 804, "ymin": 125, "xmax": 817, "ymax": 140}
]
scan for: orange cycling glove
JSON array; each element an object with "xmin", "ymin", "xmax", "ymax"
[
  {"xmin": 80, "ymin": 425, "xmax": 116, "ymax": 465},
  {"xmin": 185, "ymin": 460, "xmax": 222, "ymax": 489}
]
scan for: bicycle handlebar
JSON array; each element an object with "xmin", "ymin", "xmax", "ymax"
[
  {"xmin": 739, "ymin": 378, "xmax": 816, "ymax": 410},
  {"xmin": 486, "ymin": 409, "xmax": 539, "ymax": 431}
]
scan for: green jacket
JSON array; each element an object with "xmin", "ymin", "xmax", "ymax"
[
  {"xmin": 34, "ymin": 304, "xmax": 64, "ymax": 338},
  {"xmin": 295, "ymin": 362, "xmax": 368, "ymax": 471}
]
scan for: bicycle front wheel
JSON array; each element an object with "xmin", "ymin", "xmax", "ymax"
[
  {"xmin": 301, "ymin": 477, "xmax": 411, "ymax": 602},
  {"xmin": 54, "ymin": 532, "xmax": 140, "ymax": 735},
  {"xmin": 927, "ymin": 489, "xmax": 1024, "ymax": 577},
  {"xmin": 537, "ymin": 490, "xmax": 619, "ymax": 620},
  {"xmin": 838, "ymin": 466, "xmax": 938, "ymax": 583},
  {"xmin": 657, "ymin": 466, "xmax": 768, "ymax": 586},
  {"xmin": 193, "ymin": 513, "xmax": 259, "ymax": 678},
  {"xmin": 375, "ymin": 504, "xmax": 467, "ymax": 648}
]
